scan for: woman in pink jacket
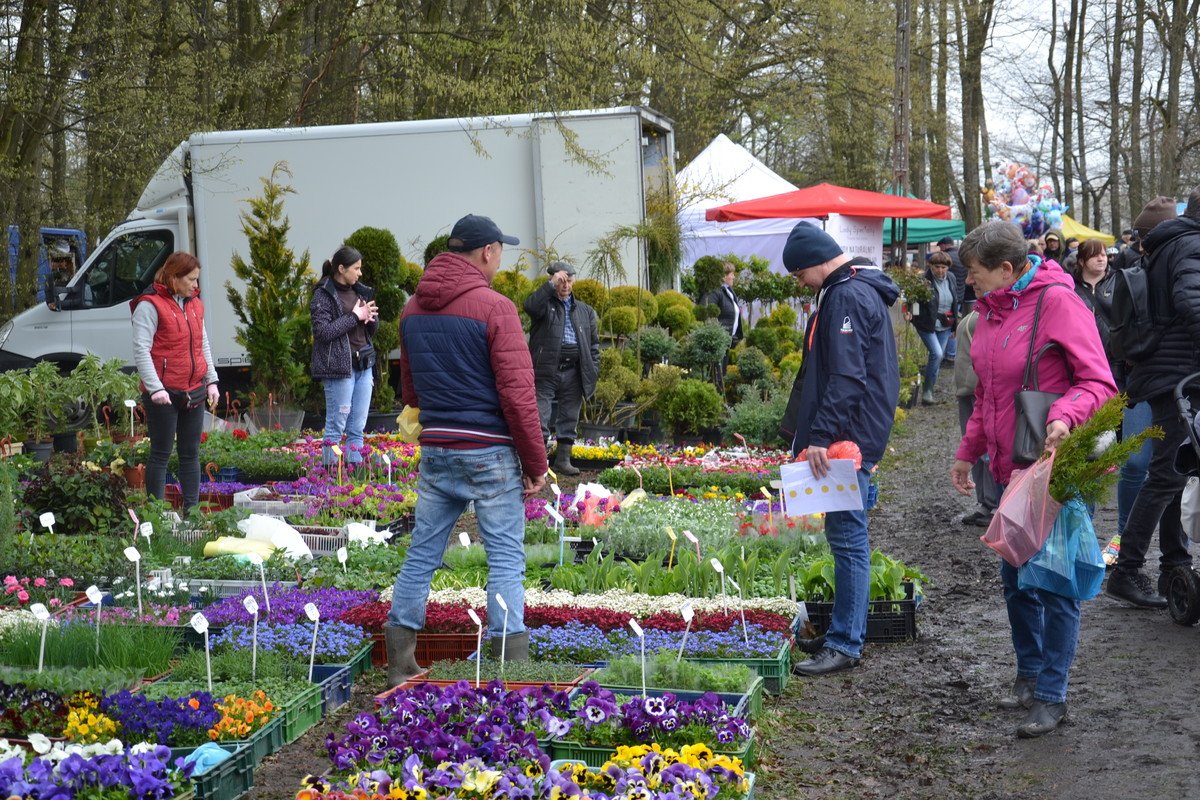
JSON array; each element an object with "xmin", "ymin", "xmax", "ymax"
[{"xmin": 950, "ymin": 221, "xmax": 1115, "ymax": 739}]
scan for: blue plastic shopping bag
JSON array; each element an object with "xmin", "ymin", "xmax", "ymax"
[{"xmin": 1017, "ymin": 497, "xmax": 1106, "ymax": 600}]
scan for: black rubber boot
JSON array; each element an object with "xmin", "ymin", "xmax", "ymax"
[
  {"xmin": 487, "ymin": 631, "xmax": 530, "ymax": 661},
  {"xmin": 553, "ymin": 440, "xmax": 580, "ymax": 475},
  {"xmin": 1016, "ymin": 700, "xmax": 1068, "ymax": 738},
  {"xmin": 385, "ymin": 626, "xmax": 421, "ymax": 687},
  {"xmin": 997, "ymin": 675, "xmax": 1036, "ymax": 710}
]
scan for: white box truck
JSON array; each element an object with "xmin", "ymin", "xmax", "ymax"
[{"xmin": 0, "ymin": 106, "xmax": 675, "ymax": 383}]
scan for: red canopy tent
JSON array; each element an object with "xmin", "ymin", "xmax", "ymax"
[{"xmin": 705, "ymin": 182, "xmax": 952, "ymax": 221}]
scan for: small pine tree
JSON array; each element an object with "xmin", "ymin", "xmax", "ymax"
[{"xmin": 225, "ymin": 163, "xmax": 315, "ymax": 407}]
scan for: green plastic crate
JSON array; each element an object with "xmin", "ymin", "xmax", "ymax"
[
  {"xmin": 344, "ymin": 642, "xmax": 374, "ymax": 680},
  {"xmin": 593, "ymin": 675, "xmax": 765, "ymax": 720},
  {"xmin": 281, "ymin": 684, "xmax": 323, "ymax": 743},
  {"xmin": 227, "ymin": 714, "xmax": 285, "ymax": 768},
  {"xmin": 548, "ymin": 762, "xmax": 756, "ymax": 798},
  {"xmin": 687, "ymin": 641, "xmax": 790, "ymax": 695},
  {"xmin": 551, "ymin": 729, "xmax": 756, "ymax": 769},
  {"xmin": 170, "ymin": 743, "xmax": 254, "ymax": 800}
]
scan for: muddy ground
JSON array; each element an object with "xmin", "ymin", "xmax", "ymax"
[{"xmin": 250, "ymin": 381, "xmax": 1200, "ymax": 798}]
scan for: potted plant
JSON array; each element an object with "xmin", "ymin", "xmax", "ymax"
[
  {"xmin": 8, "ymin": 361, "xmax": 68, "ymax": 460},
  {"xmin": 659, "ymin": 378, "xmax": 724, "ymax": 444},
  {"xmin": 64, "ymin": 355, "xmax": 141, "ymax": 440}
]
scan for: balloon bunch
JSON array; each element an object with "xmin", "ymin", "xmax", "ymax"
[{"xmin": 982, "ymin": 161, "xmax": 1068, "ymax": 239}]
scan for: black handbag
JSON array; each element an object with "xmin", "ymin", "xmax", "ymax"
[{"xmin": 1012, "ymin": 286, "xmax": 1070, "ymax": 466}]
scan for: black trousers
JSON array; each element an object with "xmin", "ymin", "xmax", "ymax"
[
  {"xmin": 536, "ymin": 361, "xmax": 583, "ymax": 442},
  {"xmin": 144, "ymin": 395, "xmax": 205, "ymax": 512}
]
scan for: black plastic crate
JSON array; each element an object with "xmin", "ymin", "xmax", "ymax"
[{"xmin": 797, "ymin": 582, "xmax": 918, "ymax": 644}]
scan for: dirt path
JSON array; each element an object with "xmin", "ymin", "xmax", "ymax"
[
  {"xmin": 758, "ymin": 381, "xmax": 1200, "ymax": 799},
  {"xmin": 250, "ymin": 385, "xmax": 1200, "ymax": 798}
]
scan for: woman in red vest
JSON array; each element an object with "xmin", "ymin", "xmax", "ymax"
[{"xmin": 130, "ymin": 252, "xmax": 219, "ymax": 511}]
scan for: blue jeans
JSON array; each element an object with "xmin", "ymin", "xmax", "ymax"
[
  {"xmin": 917, "ymin": 329, "xmax": 952, "ymax": 390},
  {"xmin": 388, "ymin": 445, "xmax": 526, "ymax": 638},
  {"xmin": 1116, "ymin": 400, "xmax": 1152, "ymax": 535},
  {"xmin": 822, "ymin": 467, "xmax": 872, "ymax": 659},
  {"xmin": 944, "ymin": 328, "xmax": 957, "ymax": 360},
  {"xmin": 322, "ymin": 367, "xmax": 373, "ymax": 464},
  {"xmin": 1000, "ymin": 559, "xmax": 1081, "ymax": 704}
]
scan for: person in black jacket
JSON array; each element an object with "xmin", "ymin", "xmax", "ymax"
[
  {"xmin": 310, "ymin": 245, "xmax": 378, "ymax": 468},
  {"xmin": 523, "ymin": 260, "xmax": 600, "ymax": 476},
  {"xmin": 936, "ymin": 236, "xmax": 970, "ymax": 361},
  {"xmin": 907, "ymin": 251, "xmax": 959, "ymax": 404},
  {"xmin": 702, "ymin": 261, "xmax": 746, "ymax": 390},
  {"xmin": 780, "ymin": 222, "xmax": 900, "ymax": 677},
  {"xmin": 1070, "ymin": 239, "xmax": 1116, "ymax": 359},
  {"xmin": 1107, "ymin": 190, "xmax": 1200, "ymax": 608}
]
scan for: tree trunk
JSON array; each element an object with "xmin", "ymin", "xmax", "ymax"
[
  {"xmin": 928, "ymin": 0, "xmax": 952, "ymax": 207},
  {"xmin": 1062, "ymin": 0, "xmax": 1079, "ymax": 217},
  {"xmin": 1128, "ymin": 0, "xmax": 1147, "ymax": 213},
  {"xmin": 1074, "ymin": 0, "xmax": 1089, "ymax": 225},
  {"xmin": 1047, "ymin": 0, "xmax": 1062, "ymax": 198},
  {"xmin": 956, "ymin": 0, "xmax": 995, "ymax": 229},
  {"xmin": 1108, "ymin": 0, "xmax": 1125, "ymax": 234}
]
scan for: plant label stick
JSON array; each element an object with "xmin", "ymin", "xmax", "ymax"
[
  {"xmin": 39, "ymin": 511, "xmax": 55, "ymax": 536},
  {"xmin": 304, "ymin": 603, "xmax": 320, "ymax": 683},
  {"xmin": 139, "ymin": 522, "xmax": 153, "ymax": 541},
  {"xmin": 332, "ymin": 444, "xmax": 343, "ymax": 485},
  {"xmin": 709, "ymin": 558, "xmax": 727, "ymax": 614},
  {"xmin": 247, "ymin": 554, "xmax": 270, "ymax": 615},
  {"xmin": 676, "ymin": 603, "xmax": 694, "ymax": 663},
  {"xmin": 495, "ymin": 593, "xmax": 509, "ymax": 677},
  {"xmin": 727, "ymin": 576, "xmax": 749, "ymax": 647},
  {"xmin": 128, "ymin": 508, "xmax": 139, "ymax": 535},
  {"xmin": 467, "ymin": 608, "xmax": 483, "ymax": 688},
  {"xmin": 337, "ymin": 547, "xmax": 348, "ymax": 574},
  {"xmin": 189, "ymin": 613, "xmax": 212, "ymax": 692},
  {"xmin": 124, "ymin": 547, "xmax": 143, "ymax": 616},
  {"xmin": 628, "ymin": 619, "xmax": 646, "ymax": 697},
  {"xmin": 85, "ymin": 584, "xmax": 104, "ymax": 654},
  {"xmin": 458, "ymin": 531, "xmax": 471, "ymax": 548},
  {"xmin": 631, "ymin": 464, "xmax": 643, "ymax": 491},
  {"xmin": 243, "ymin": 596, "xmax": 259, "ymax": 680},
  {"xmin": 381, "ymin": 452, "xmax": 391, "ymax": 485},
  {"xmin": 788, "ymin": 574, "xmax": 797, "ymax": 603},
  {"xmin": 665, "ymin": 526, "xmax": 677, "ymax": 570},
  {"xmin": 683, "ymin": 530, "xmax": 700, "ymax": 561},
  {"xmin": 124, "ymin": 398, "xmax": 137, "ymax": 438},
  {"xmin": 760, "ymin": 486, "xmax": 775, "ymax": 534},
  {"xmin": 30, "ymin": 603, "xmax": 50, "ymax": 672}
]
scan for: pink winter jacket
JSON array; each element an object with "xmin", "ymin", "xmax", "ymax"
[{"xmin": 955, "ymin": 259, "xmax": 1116, "ymax": 485}]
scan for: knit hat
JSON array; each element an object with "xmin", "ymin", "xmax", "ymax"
[
  {"xmin": 782, "ymin": 222, "xmax": 843, "ymax": 272},
  {"xmin": 1133, "ymin": 196, "xmax": 1178, "ymax": 237}
]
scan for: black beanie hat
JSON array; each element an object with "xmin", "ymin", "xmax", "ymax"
[{"xmin": 782, "ymin": 222, "xmax": 843, "ymax": 273}]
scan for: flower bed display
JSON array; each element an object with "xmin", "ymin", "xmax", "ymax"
[
  {"xmin": 211, "ymin": 621, "xmax": 369, "ymax": 663},
  {"xmin": 0, "ymin": 739, "xmax": 195, "ymax": 800},
  {"xmin": 199, "ymin": 587, "xmax": 377, "ymax": 626}
]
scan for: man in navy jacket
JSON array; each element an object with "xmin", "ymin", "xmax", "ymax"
[{"xmin": 781, "ymin": 222, "xmax": 900, "ymax": 676}]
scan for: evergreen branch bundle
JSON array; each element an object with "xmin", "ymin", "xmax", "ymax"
[{"xmin": 1048, "ymin": 394, "xmax": 1163, "ymax": 504}]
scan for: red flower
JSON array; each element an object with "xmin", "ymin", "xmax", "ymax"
[
  {"xmin": 200, "ymin": 432, "xmax": 208, "ymax": 443},
  {"xmin": 232, "ymin": 429, "xmax": 249, "ymax": 441}
]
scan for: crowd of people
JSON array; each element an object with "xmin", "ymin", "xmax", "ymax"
[{"xmin": 127, "ymin": 189, "xmax": 1200, "ymax": 742}]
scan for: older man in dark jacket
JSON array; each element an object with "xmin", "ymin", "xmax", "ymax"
[
  {"xmin": 524, "ymin": 261, "xmax": 600, "ymax": 476},
  {"xmin": 386, "ymin": 214, "xmax": 548, "ymax": 686},
  {"xmin": 1107, "ymin": 190, "xmax": 1200, "ymax": 609}
]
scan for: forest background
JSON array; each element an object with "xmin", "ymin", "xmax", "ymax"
[{"xmin": 2, "ymin": 0, "xmax": 1199, "ymax": 303}]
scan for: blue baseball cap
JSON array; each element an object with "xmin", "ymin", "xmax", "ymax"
[{"xmin": 447, "ymin": 214, "xmax": 520, "ymax": 252}]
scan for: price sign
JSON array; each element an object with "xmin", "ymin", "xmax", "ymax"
[
  {"xmin": 139, "ymin": 522, "xmax": 154, "ymax": 539},
  {"xmin": 85, "ymin": 585, "xmax": 103, "ymax": 605},
  {"xmin": 189, "ymin": 613, "xmax": 209, "ymax": 634},
  {"xmin": 123, "ymin": 546, "xmax": 141, "ymax": 562},
  {"xmin": 680, "ymin": 603, "xmax": 694, "ymax": 623},
  {"xmin": 304, "ymin": 603, "xmax": 320, "ymax": 622},
  {"xmin": 242, "ymin": 596, "xmax": 259, "ymax": 616}
]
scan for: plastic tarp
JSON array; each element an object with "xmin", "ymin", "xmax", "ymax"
[
  {"xmin": 676, "ymin": 134, "xmax": 817, "ymax": 271},
  {"xmin": 882, "ymin": 217, "xmax": 966, "ymax": 245},
  {"xmin": 1060, "ymin": 214, "xmax": 1115, "ymax": 246},
  {"xmin": 705, "ymin": 182, "xmax": 953, "ymax": 222}
]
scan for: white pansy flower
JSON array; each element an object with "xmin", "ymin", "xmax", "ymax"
[{"xmin": 27, "ymin": 733, "xmax": 52, "ymax": 755}]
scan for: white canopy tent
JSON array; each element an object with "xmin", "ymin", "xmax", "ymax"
[{"xmin": 677, "ymin": 134, "xmax": 817, "ymax": 272}]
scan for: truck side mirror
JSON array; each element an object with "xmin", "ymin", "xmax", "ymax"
[{"xmin": 54, "ymin": 286, "xmax": 81, "ymax": 311}]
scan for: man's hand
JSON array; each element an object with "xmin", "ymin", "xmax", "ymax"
[
  {"xmin": 807, "ymin": 445, "xmax": 830, "ymax": 479},
  {"xmin": 551, "ymin": 271, "xmax": 572, "ymax": 300},
  {"xmin": 951, "ymin": 459, "xmax": 975, "ymax": 496},
  {"xmin": 523, "ymin": 473, "xmax": 547, "ymax": 497},
  {"xmin": 1044, "ymin": 419, "xmax": 1070, "ymax": 452}
]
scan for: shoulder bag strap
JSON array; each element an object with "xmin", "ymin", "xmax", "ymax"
[{"xmin": 1021, "ymin": 284, "xmax": 1070, "ymax": 391}]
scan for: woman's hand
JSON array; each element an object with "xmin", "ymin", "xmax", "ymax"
[
  {"xmin": 150, "ymin": 390, "xmax": 171, "ymax": 406},
  {"xmin": 207, "ymin": 384, "xmax": 220, "ymax": 408},
  {"xmin": 352, "ymin": 298, "xmax": 377, "ymax": 323},
  {"xmin": 1044, "ymin": 419, "xmax": 1070, "ymax": 452},
  {"xmin": 951, "ymin": 459, "xmax": 975, "ymax": 496}
]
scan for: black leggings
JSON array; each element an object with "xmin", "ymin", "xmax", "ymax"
[{"xmin": 144, "ymin": 394, "xmax": 205, "ymax": 512}]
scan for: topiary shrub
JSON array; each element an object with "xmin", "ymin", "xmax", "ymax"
[
  {"xmin": 655, "ymin": 290, "xmax": 694, "ymax": 318},
  {"xmin": 692, "ymin": 303, "xmax": 719, "ymax": 322},
  {"xmin": 734, "ymin": 346, "xmax": 770, "ymax": 383},
  {"xmin": 629, "ymin": 326, "xmax": 677, "ymax": 366},
  {"xmin": 768, "ymin": 304, "xmax": 798, "ymax": 328},
  {"xmin": 779, "ymin": 351, "xmax": 803, "ymax": 378},
  {"xmin": 609, "ymin": 286, "xmax": 659, "ymax": 322},
  {"xmin": 691, "ymin": 256, "xmax": 726, "ymax": 300},
  {"xmin": 745, "ymin": 326, "xmax": 781, "ymax": 362},
  {"xmin": 572, "ymin": 278, "xmax": 610, "ymax": 314},
  {"xmin": 492, "ymin": 269, "xmax": 534, "ymax": 310},
  {"xmin": 659, "ymin": 304, "xmax": 695, "ymax": 337},
  {"xmin": 600, "ymin": 306, "xmax": 642, "ymax": 336},
  {"xmin": 344, "ymin": 226, "xmax": 410, "ymax": 409},
  {"xmin": 678, "ymin": 321, "xmax": 732, "ymax": 375},
  {"xmin": 423, "ymin": 234, "xmax": 451, "ymax": 265},
  {"xmin": 660, "ymin": 379, "xmax": 724, "ymax": 435},
  {"xmin": 722, "ymin": 387, "xmax": 789, "ymax": 446}
]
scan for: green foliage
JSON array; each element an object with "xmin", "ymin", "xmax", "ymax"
[
  {"xmin": 1049, "ymin": 395, "xmax": 1164, "ymax": 504},
  {"xmin": 691, "ymin": 303, "xmax": 720, "ymax": 323},
  {"xmin": 0, "ymin": 666, "xmax": 144, "ymax": 696},
  {"xmin": 424, "ymin": 659, "xmax": 585, "ymax": 683},
  {"xmin": 344, "ymin": 226, "xmax": 409, "ymax": 410},
  {"xmin": 660, "ymin": 378, "xmax": 724, "ymax": 435},
  {"xmin": 0, "ymin": 460, "xmax": 18, "ymax": 563},
  {"xmin": 423, "ymin": 235, "xmax": 451, "ymax": 266},
  {"xmin": 768, "ymin": 304, "xmax": 798, "ymax": 328},
  {"xmin": 571, "ymin": 279, "xmax": 609, "ymax": 314},
  {"xmin": 0, "ymin": 620, "xmax": 179, "ymax": 673},
  {"xmin": 733, "ymin": 346, "xmax": 770, "ymax": 383},
  {"xmin": 658, "ymin": 304, "xmax": 695, "ymax": 337},
  {"xmin": 2, "ymin": 533, "xmax": 129, "ymax": 585},
  {"xmin": 628, "ymin": 326, "xmax": 678, "ymax": 366},
  {"xmin": 65, "ymin": 356, "xmax": 140, "ymax": 438},
  {"xmin": 307, "ymin": 542, "xmax": 410, "ymax": 590},
  {"xmin": 778, "ymin": 351, "xmax": 803, "ymax": 378},
  {"xmin": 655, "ymin": 290, "xmax": 694, "ymax": 318},
  {"xmin": 609, "ymin": 285, "xmax": 659, "ymax": 322},
  {"xmin": 722, "ymin": 387, "xmax": 789, "ymax": 446},
  {"xmin": 594, "ymin": 653, "xmax": 755, "ymax": 693},
  {"xmin": 600, "ymin": 306, "xmax": 642, "ymax": 336},
  {"xmin": 891, "ymin": 267, "xmax": 932, "ymax": 304},
  {"xmin": 0, "ymin": 360, "xmax": 67, "ymax": 441},
  {"xmin": 592, "ymin": 496, "xmax": 738, "ymax": 559},
  {"xmin": 691, "ymin": 256, "xmax": 726, "ymax": 299},
  {"xmin": 491, "ymin": 269, "xmax": 535, "ymax": 311},
  {"xmin": 21, "ymin": 456, "xmax": 129, "ymax": 535},
  {"xmin": 677, "ymin": 321, "xmax": 732, "ymax": 376},
  {"xmin": 226, "ymin": 163, "xmax": 315, "ymax": 406},
  {"xmin": 172, "ymin": 647, "xmax": 305, "ymax": 683}
]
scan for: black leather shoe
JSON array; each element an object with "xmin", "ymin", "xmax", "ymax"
[
  {"xmin": 792, "ymin": 647, "xmax": 859, "ymax": 676},
  {"xmin": 961, "ymin": 509, "xmax": 994, "ymax": 527},
  {"xmin": 1016, "ymin": 700, "xmax": 1068, "ymax": 738},
  {"xmin": 1106, "ymin": 569, "xmax": 1168, "ymax": 609},
  {"xmin": 997, "ymin": 676, "xmax": 1036, "ymax": 710},
  {"xmin": 795, "ymin": 634, "xmax": 825, "ymax": 655}
]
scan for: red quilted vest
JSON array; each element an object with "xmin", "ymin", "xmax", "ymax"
[{"xmin": 130, "ymin": 283, "xmax": 208, "ymax": 392}]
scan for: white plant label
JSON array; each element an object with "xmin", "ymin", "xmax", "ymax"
[
  {"xmin": 770, "ymin": 479, "xmax": 783, "ymax": 490},
  {"xmin": 380, "ymin": 454, "xmax": 391, "ymax": 466},
  {"xmin": 727, "ymin": 576, "xmax": 741, "ymax": 592},
  {"xmin": 551, "ymin": 483, "xmax": 561, "ymax": 496},
  {"xmin": 85, "ymin": 585, "xmax": 103, "ymax": 605},
  {"xmin": 709, "ymin": 558, "xmax": 724, "ymax": 574},
  {"xmin": 628, "ymin": 619, "xmax": 644, "ymax": 637},
  {"xmin": 331, "ymin": 445, "xmax": 343, "ymax": 457},
  {"xmin": 336, "ymin": 547, "xmax": 348, "ymax": 564},
  {"xmin": 797, "ymin": 601, "xmax": 810, "ymax": 623},
  {"xmin": 494, "ymin": 593, "xmax": 508, "ymax": 611},
  {"xmin": 680, "ymin": 603, "xmax": 694, "ymax": 623},
  {"xmin": 139, "ymin": 522, "xmax": 154, "ymax": 539},
  {"xmin": 683, "ymin": 530, "xmax": 698, "ymax": 545},
  {"xmin": 39, "ymin": 512, "xmax": 55, "ymax": 532},
  {"xmin": 189, "ymin": 613, "xmax": 209, "ymax": 634},
  {"xmin": 304, "ymin": 602, "xmax": 320, "ymax": 622},
  {"xmin": 30, "ymin": 603, "xmax": 50, "ymax": 621},
  {"xmin": 123, "ymin": 399, "xmax": 137, "ymax": 409},
  {"xmin": 546, "ymin": 506, "xmax": 564, "ymax": 525},
  {"xmin": 466, "ymin": 608, "xmax": 482, "ymax": 627},
  {"xmin": 123, "ymin": 547, "xmax": 141, "ymax": 563},
  {"xmin": 247, "ymin": 554, "xmax": 263, "ymax": 566},
  {"xmin": 458, "ymin": 531, "xmax": 471, "ymax": 548},
  {"xmin": 242, "ymin": 596, "xmax": 259, "ymax": 616}
]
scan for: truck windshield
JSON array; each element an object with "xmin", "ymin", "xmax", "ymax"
[{"xmin": 76, "ymin": 230, "xmax": 173, "ymax": 308}]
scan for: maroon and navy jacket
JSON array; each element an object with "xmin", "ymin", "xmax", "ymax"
[
  {"xmin": 130, "ymin": 283, "xmax": 209, "ymax": 393},
  {"xmin": 399, "ymin": 252, "xmax": 548, "ymax": 479}
]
